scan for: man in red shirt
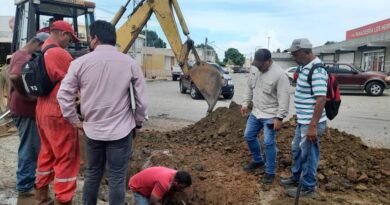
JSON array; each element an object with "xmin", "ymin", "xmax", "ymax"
[
  {"xmin": 34, "ymin": 20, "xmax": 80, "ymax": 205},
  {"xmin": 129, "ymin": 167, "xmax": 192, "ymax": 205},
  {"xmin": 8, "ymin": 32, "xmax": 49, "ymax": 197}
]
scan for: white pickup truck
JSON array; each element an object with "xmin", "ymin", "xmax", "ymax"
[{"xmin": 171, "ymin": 65, "xmax": 183, "ymax": 81}]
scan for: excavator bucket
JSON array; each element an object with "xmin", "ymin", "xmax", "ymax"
[{"xmin": 189, "ymin": 62, "xmax": 223, "ymax": 113}]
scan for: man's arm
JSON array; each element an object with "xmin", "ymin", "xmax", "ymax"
[
  {"xmin": 306, "ymin": 96, "xmax": 326, "ymax": 142},
  {"xmin": 274, "ymin": 73, "xmax": 290, "ymax": 130},
  {"xmin": 57, "ymin": 61, "xmax": 81, "ymax": 127},
  {"xmin": 131, "ymin": 62, "xmax": 148, "ymax": 127},
  {"xmin": 306, "ymin": 68, "xmax": 328, "ymax": 143},
  {"xmin": 9, "ymin": 74, "xmax": 28, "ymax": 96},
  {"xmin": 241, "ymin": 71, "xmax": 255, "ymax": 116},
  {"xmin": 8, "ymin": 52, "xmax": 30, "ymax": 97},
  {"xmin": 150, "ymin": 195, "xmax": 163, "ymax": 205}
]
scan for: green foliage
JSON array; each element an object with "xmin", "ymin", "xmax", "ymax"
[
  {"xmin": 324, "ymin": 41, "xmax": 336, "ymax": 45},
  {"xmin": 215, "ymin": 55, "xmax": 225, "ymax": 66},
  {"xmin": 195, "ymin": 43, "xmax": 214, "ymax": 50},
  {"xmin": 141, "ymin": 30, "xmax": 167, "ymax": 48},
  {"xmin": 223, "ymin": 48, "xmax": 245, "ymax": 66}
]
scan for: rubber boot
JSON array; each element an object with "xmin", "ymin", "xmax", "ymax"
[
  {"xmin": 16, "ymin": 191, "xmax": 35, "ymax": 205},
  {"xmin": 35, "ymin": 186, "xmax": 54, "ymax": 205},
  {"xmin": 54, "ymin": 200, "xmax": 72, "ymax": 205}
]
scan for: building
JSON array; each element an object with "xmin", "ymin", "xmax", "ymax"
[
  {"xmin": 0, "ymin": 16, "xmax": 13, "ymax": 65},
  {"xmin": 127, "ymin": 34, "xmax": 146, "ymax": 67},
  {"xmin": 314, "ymin": 18, "xmax": 390, "ymax": 72},
  {"xmin": 141, "ymin": 47, "xmax": 177, "ymax": 78}
]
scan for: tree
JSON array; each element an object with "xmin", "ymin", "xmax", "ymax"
[
  {"xmin": 140, "ymin": 30, "xmax": 167, "ymax": 48},
  {"xmin": 215, "ymin": 55, "xmax": 225, "ymax": 67},
  {"xmin": 324, "ymin": 41, "xmax": 336, "ymax": 45},
  {"xmin": 195, "ymin": 44, "xmax": 225, "ymax": 65},
  {"xmin": 223, "ymin": 48, "xmax": 245, "ymax": 66},
  {"xmin": 276, "ymin": 48, "xmax": 281, "ymax": 53},
  {"xmin": 195, "ymin": 43, "xmax": 214, "ymax": 50}
]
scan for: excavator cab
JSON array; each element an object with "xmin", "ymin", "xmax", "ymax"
[
  {"xmin": 1, "ymin": 0, "xmax": 222, "ymax": 115},
  {"xmin": 0, "ymin": 0, "xmax": 95, "ymax": 113},
  {"xmin": 12, "ymin": 0, "xmax": 95, "ymax": 54}
]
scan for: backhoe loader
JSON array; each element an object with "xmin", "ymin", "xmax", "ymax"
[{"xmin": 0, "ymin": 0, "xmax": 222, "ymax": 116}]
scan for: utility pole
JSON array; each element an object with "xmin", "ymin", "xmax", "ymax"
[
  {"xmin": 204, "ymin": 37, "xmax": 208, "ymax": 61},
  {"xmin": 266, "ymin": 36, "xmax": 271, "ymax": 50}
]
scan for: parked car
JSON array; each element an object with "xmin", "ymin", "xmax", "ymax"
[
  {"xmin": 324, "ymin": 63, "xmax": 390, "ymax": 96},
  {"xmin": 179, "ymin": 63, "xmax": 234, "ymax": 99},
  {"xmin": 171, "ymin": 65, "xmax": 182, "ymax": 81},
  {"xmin": 285, "ymin": 66, "xmax": 297, "ymax": 85},
  {"xmin": 232, "ymin": 66, "xmax": 249, "ymax": 73}
]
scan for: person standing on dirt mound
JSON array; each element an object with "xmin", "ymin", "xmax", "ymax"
[
  {"xmin": 241, "ymin": 48, "xmax": 290, "ymax": 184},
  {"xmin": 129, "ymin": 166, "xmax": 192, "ymax": 205},
  {"xmin": 280, "ymin": 38, "xmax": 328, "ymax": 198},
  {"xmin": 8, "ymin": 32, "xmax": 49, "ymax": 198},
  {"xmin": 57, "ymin": 20, "xmax": 147, "ymax": 205}
]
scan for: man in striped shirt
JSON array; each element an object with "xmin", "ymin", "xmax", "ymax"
[{"xmin": 280, "ymin": 38, "xmax": 328, "ymax": 198}]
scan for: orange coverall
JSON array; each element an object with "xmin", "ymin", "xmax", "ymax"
[{"xmin": 35, "ymin": 39, "xmax": 79, "ymax": 202}]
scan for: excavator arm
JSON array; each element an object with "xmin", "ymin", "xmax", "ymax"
[{"xmin": 112, "ymin": 0, "xmax": 223, "ymax": 113}]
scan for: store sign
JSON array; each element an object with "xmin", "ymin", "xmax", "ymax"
[{"xmin": 346, "ymin": 19, "xmax": 390, "ymax": 40}]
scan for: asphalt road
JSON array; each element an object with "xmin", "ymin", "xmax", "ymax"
[{"xmin": 146, "ymin": 73, "xmax": 390, "ymax": 148}]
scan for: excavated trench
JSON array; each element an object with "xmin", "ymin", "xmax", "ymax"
[
  {"xmin": 127, "ymin": 102, "xmax": 390, "ymax": 205},
  {"xmin": 1, "ymin": 102, "xmax": 389, "ymax": 204}
]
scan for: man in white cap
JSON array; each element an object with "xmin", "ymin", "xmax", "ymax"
[
  {"xmin": 280, "ymin": 38, "xmax": 328, "ymax": 198},
  {"xmin": 8, "ymin": 32, "xmax": 49, "ymax": 198}
]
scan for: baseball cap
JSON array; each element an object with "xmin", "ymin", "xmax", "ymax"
[
  {"xmin": 288, "ymin": 38, "xmax": 312, "ymax": 52},
  {"xmin": 252, "ymin": 48, "xmax": 272, "ymax": 66},
  {"xmin": 34, "ymin": 32, "xmax": 49, "ymax": 42},
  {"xmin": 50, "ymin": 20, "xmax": 80, "ymax": 43}
]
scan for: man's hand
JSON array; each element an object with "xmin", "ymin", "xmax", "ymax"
[
  {"xmin": 73, "ymin": 122, "xmax": 83, "ymax": 130},
  {"xmin": 136, "ymin": 124, "xmax": 142, "ymax": 129},
  {"xmin": 240, "ymin": 106, "xmax": 249, "ymax": 117},
  {"xmin": 306, "ymin": 124, "xmax": 318, "ymax": 143},
  {"xmin": 26, "ymin": 95, "xmax": 37, "ymax": 101},
  {"xmin": 273, "ymin": 118, "xmax": 282, "ymax": 131}
]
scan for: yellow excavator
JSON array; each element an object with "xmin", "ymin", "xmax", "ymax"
[{"xmin": 0, "ymin": 0, "xmax": 222, "ymax": 117}]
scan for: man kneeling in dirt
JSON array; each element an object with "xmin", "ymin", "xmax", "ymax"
[{"xmin": 129, "ymin": 166, "xmax": 192, "ymax": 205}]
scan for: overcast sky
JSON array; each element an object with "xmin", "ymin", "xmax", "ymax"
[{"xmin": 1, "ymin": 0, "xmax": 389, "ymax": 58}]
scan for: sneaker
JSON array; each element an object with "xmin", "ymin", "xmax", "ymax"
[
  {"xmin": 280, "ymin": 176, "xmax": 299, "ymax": 188},
  {"xmin": 261, "ymin": 173, "xmax": 275, "ymax": 184},
  {"xmin": 243, "ymin": 161, "xmax": 264, "ymax": 172},
  {"xmin": 285, "ymin": 187, "xmax": 315, "ymax": 198}
]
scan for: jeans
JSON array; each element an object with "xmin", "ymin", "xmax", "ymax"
[
  {"xmin": 12, "ymin": 116, "xmax": 41, "ymax": 193},
  {"xmin": 290, "ymin": 121, "xmax": 326, "ymax": 190},
  {"xmin": 133, "ymin": 192, "xmax": 149, "ymax": 205},
  {"xmin": 244, "ymin": 114, "xmax": 276, "ymax": 174},
  {"xmin": 83, "ymin": 131, "xmax": 133, "ymax": 205}
]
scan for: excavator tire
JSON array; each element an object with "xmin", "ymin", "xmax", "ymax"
[
  {"xmin": 0, "ymin": 65, "xmax": 9, "ymax": 114},
  {"xmin": 189, "ymin": 62, "xmax": 223, "ymax": 113}
]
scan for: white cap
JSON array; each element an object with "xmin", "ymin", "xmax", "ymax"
[
  {"xmin": 288, "ymin": 38, "xmax": 312, "ymax": 52},
  {"xmin": 34, "ymin": 32, "xmax": 50, "ymax": 42}
]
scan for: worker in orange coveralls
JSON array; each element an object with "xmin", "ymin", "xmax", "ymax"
[{"xmin": 34, "ymin": 20, "xmax": 80, "ymax": 205}]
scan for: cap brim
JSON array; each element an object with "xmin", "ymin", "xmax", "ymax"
[{"xmin": 70, "ymin": 33, "xmax": 80, "ymax": 43}]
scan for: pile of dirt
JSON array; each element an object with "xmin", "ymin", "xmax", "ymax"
[
  {"xmin": 0, "ymin": 118, "xmax": 17, "ymax": 138},
  {"xmin": 129, "ymin": 102, "xmax": 390, "ymax": 205}
]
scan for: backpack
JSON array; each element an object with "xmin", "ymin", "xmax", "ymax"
[
  {"xmin": 21, "ymin": 44, "xmax": 57, "ymax": 96},
  {"xmin": 294, "ymin": 63, "xmax": 341, "ymax": 120}
]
